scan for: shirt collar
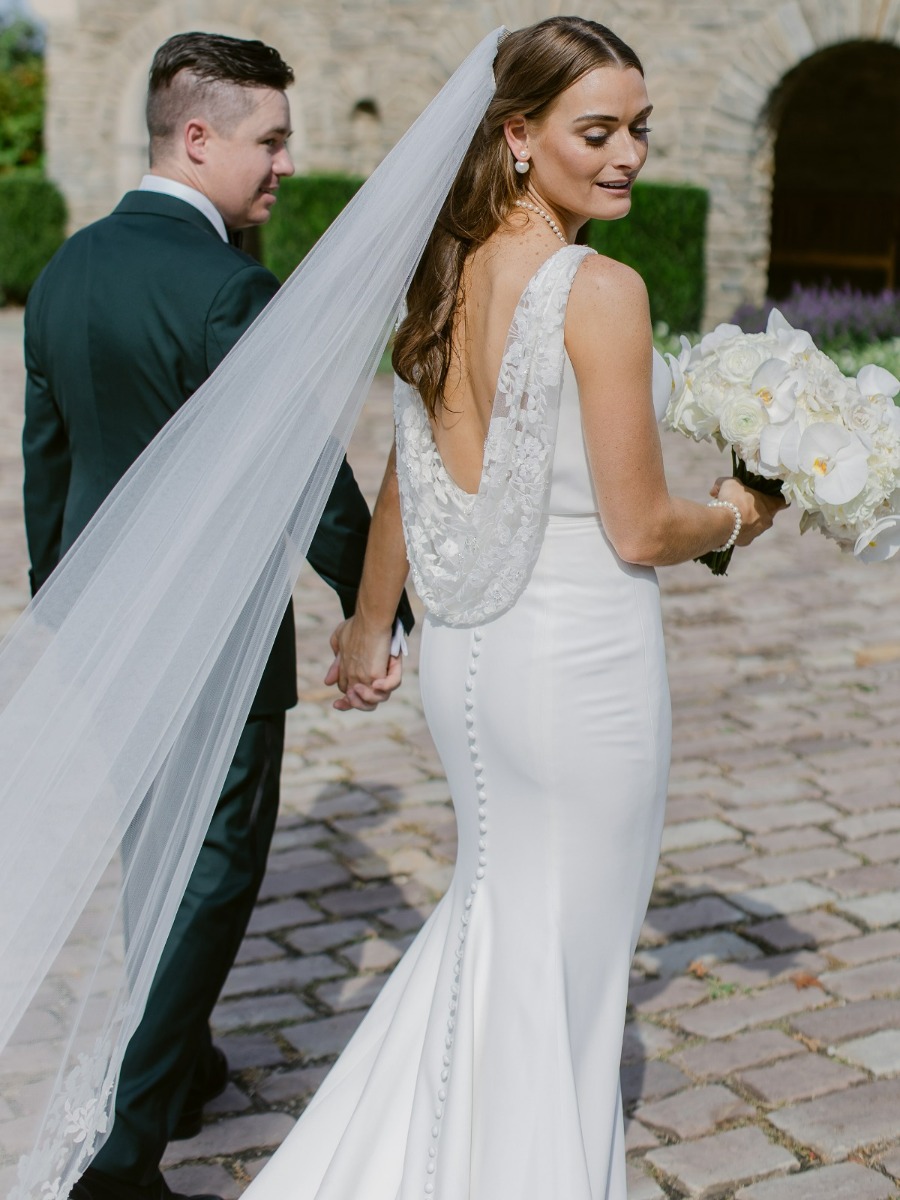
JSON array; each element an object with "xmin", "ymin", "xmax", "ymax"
[{"xmin": 139, "ymin": 174, "xmax": 229, "ymax": 243}]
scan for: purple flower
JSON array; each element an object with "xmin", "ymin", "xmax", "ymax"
[{"xmin": 731, "ymin": 284, "xmax": 900, "ymax": 350}]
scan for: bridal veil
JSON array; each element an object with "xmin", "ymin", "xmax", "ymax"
[{"xmin": 0, "ymin": 29, "xmax": 502, "ymax": 1198}]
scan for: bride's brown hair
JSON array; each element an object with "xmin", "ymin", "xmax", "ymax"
[{"xmin": 392, "ymin": 16, "xmax": 643, "ymax": 417}]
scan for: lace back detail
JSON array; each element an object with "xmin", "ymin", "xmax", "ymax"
[{"xmin": 394, "ymin": 244, "xmax": 593, "ymax": 626}]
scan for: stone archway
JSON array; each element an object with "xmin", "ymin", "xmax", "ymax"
[
  {"xmin": 768, "ymin": 40, "xmax": 900, "ymax": 296},
  {"xmin": 698, "ymin": 1, "xmax": 900, "ymax": 326}
]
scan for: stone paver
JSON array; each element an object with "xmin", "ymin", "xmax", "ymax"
[
  {"xmin": 633, "ymin": 931, "xmax": 761, "ymax": 978},
  {"xmin": 729, "ymin": 881, "xmax": 839, "ymax": 918},
  {"xmin": 737, "ymin": 1052, "xmax": 865, "ymax": 1105},
  {"xmin": 635, "ymin": 1083, "xmax": 754, "ymax": 1138},
  {"xmin": 837, "ymin": 891, "xmax": 900, "ymax": 929},
  {"xmin": 881, "ymin": 1146, "xmax": 900, "ymax": 1180},
  {"xmin": 660, "ymin": 818, "xmax": 744, "ymax": 852},
  {"xmin": 625, "ymin": 1161, "xmax": 666, "ymax": 1199},
  {"xmin": 820, "ymin": 959, "xmax": 900, "ymax": 1002},
  {"xmin": 828, "ymin": 930, "xmax": 900, "ymax": 967},
  {"xmin": 646, "ymin": 1127, "xmax": 799, "ymax": 1198},
  {"xmin": 791, "ymin": 999, "xmax": 900, "ymax": 1046},
  {"xmin": 621, "ymin": 1021, "xmax": 682, "ymax": 1063},
  {"xmin": 838, "ymin": 1030, "xmax": 900, "ymax": 1077},
  {"xmin": 4, "ymin": 313, "xmax": 900, "ymax": 1191},
  {"xmin": 676, "ymin": 981, "xmax": 831, "ymax": 1039},
  {"xmin": 672, "ymin": 1029, "xmax": 804, "ymax": 1080},
  {"xmin": 736, "ymin": 1163, "xmax": 897, "ymax": 1199},
  {"xmin": 770, "ymin": 1078, "xmax": 900, "ymax": 1160},
  {"xmin": 641, "ymin": 895, "xmax": 747, "ymax": 943},
  {"xmin": 749, "ymin": 910, "xmax": 858, "ymax": 951}
]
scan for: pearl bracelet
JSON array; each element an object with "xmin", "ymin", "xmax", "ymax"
[{"xmin": 708, "ymin": 499, "xmax": 742, "ymax": 552}]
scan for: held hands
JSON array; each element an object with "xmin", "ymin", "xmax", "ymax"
[
  {"xmin": 324, "ymin": 615, "xmax": 403, "ymax": 712},
  {"xmin": 711, "ymin": 476, "xmax": 786, "ymax": 547}
]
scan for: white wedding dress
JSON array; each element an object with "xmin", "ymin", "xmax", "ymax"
[{"xmin": 245, "ymin": 246, "xmax": 671, "ymax": 1200}]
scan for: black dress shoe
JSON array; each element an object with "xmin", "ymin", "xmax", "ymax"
[
  {"xmin": 71, "ymin": 1166, "xmax": 222, "ymax": 1200},
  {"xmin": 170, "ymin": 1046, "xmax": 229, "ymax": 1141}
]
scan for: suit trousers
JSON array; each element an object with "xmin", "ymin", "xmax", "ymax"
[{"xmin": 91, "ymin": 713, "xmax": 286, "ymax": 1186}]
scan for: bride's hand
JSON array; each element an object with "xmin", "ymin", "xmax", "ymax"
[
  {"xmin": 711, "ymin": 477, "xmax": 786, "ymax": 547},
  {"xmin": 324, "ymin": 616, "xmax": 403, "ymax": 711}
]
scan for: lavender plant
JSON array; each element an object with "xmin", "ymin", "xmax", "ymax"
[{"xmin": 731, "ymin": 283, "xmax": 900, "ymax": 351}]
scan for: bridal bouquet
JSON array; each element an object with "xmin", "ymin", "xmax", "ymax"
[{"xmin": 664, "ymin": 309, "xmax": 900, "ymax": 574}]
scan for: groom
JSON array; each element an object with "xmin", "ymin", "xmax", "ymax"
[{"xmin": 23, "ymin": 31, "xmax": 408, "ymax": 1200}]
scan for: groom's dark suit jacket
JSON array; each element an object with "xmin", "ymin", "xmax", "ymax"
[{"xmin": 23, "ymin": 189, "xmax": 392, "ymax": 715}]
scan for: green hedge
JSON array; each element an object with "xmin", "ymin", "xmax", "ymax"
[
  {"xmin": 262, "ymin": 173, "xmax": 364, "ymax": 282},
  {"xmin": 583, "ymin": 181, "xmax": 708, "ymax": 332},
  {"xmin": 0, "ymin": 172, "xmax": 66, "ymax": 303},
  {"xmin": 262, "ymin": 174, "xmax": 708, "ymax": 332}
]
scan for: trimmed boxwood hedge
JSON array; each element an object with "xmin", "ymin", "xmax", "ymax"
[
  {"xmin": 262, "ymin": 173, "xmax": 364, "ymax": 282},
  {"xmin": 583, "ymin": 180, "xmax": 708, "ymax": 332},
  {"xmin": 262, "ymin": 173, "xmax": 709, "ymax": 331},
  {"xmin": 0, "ymin": 171, "xmax": 66, "ymax": 303}
]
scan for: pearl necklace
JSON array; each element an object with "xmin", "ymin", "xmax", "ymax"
[{"xmin": 514, "ymin": 199, "xmax": 567, "ymax": 245}]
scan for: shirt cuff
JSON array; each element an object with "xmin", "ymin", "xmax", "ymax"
[{"xmin": 390, "ymin": 618, "xmax": 408, "ymax": 658}]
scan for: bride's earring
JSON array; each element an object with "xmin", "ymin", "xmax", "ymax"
[{"xmin": 514, "ymin": 152, "xmax": 530, "ymax": 175}]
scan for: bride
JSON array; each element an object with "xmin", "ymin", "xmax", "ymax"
[
  {"xmin": 0, "ymin": 16, "xmax": 782, "ymax": 1200},
  {"xmin": 246, "ymin": 15, "xmax": 782, "ymax": 1200}
]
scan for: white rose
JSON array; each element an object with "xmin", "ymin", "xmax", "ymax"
[
  {"xmin": 715, "ymin": 338, "xmax": 771, "ymax": 384},
  {"xmin": 718, "ymin": 395, "xmax": 767, "ymax": 455},
  {"xmin": 800, "ymin": 353, "xmax": 849, "ymax": 411},
  {"xmin": 666, "ymin": 381, "xmax": 719, "ymax": 441},
  {"xmin": 841, "ymin": 398, "xmax": 889, "ymax": 441}
]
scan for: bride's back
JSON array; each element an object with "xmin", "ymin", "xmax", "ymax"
[{"xmin": 433, "ymin": 230, "xmax": 559, "ymax": 494}]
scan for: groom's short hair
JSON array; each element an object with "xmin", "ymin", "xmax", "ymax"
[{"xmin": 147, "ymin": 32, "xmax": 294, "ymax": 161}]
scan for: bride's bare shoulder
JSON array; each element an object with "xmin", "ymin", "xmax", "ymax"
[
  {"xmin": 568, "ymin": 251, "xmax": 650, "ymax": 340},
  {"xmin": 573, "ymin": 250, "xmax": 648, "ymax": 307}
]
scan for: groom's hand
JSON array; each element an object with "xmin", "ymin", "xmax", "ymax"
[{"xmin": 325, "ymin": 616, "xmax": 403, "ymax": 711}]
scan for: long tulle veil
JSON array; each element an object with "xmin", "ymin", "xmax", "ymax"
[{"xmin": 0, "ymin": 28, "xmax": 502, "ymax": 1198}]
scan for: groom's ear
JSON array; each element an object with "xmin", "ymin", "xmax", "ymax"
[{"xmin": 184, "ymin": 117, "xmax": 214, "ymax": 164}]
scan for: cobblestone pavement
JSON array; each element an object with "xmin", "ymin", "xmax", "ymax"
[{"xmin": 4, "ymin": 306, "xmax": 900, "ymax": 1198}]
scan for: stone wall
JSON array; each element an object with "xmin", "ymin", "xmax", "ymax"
[{"xmin": 29, "ymin": 0, "xmax": 900, "ymax": 326}]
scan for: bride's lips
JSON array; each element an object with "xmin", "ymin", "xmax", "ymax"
[{"xmin": 596, "ymin": 179, "xmax": 633, "ymax": 194}]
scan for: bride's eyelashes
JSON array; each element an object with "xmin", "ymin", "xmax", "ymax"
[{"xmin": 583, "ymin": 126, "xmax": 652, "ymax": 146}]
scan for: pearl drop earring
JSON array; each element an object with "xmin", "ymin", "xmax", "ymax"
[{"xmin": 514, "ymin": 153, "xmax": 530, "ymax": 175}]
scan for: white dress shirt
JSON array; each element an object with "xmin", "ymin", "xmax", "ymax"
[{"xmin": 139, "ymin": 174, "xmax": 229, "ymax": 243}]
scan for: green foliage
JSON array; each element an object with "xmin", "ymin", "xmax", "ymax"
[
  {"xmin": 260, "ymin": 174, "xmax": 709, "ymax": 356},
  {"xmin": 831, "ymin": 338, "xmax": 900, "ymax": 379},
  {"xmin": 0, "ymin": 174, "xmax": 66, "ymax": 304},
  {"xmin": 0, "ymin": 18, "xmax": 45, "ymax": 173},
  {"xmin": 583, "ymin": 181, "xmax": 709, "ymax": 333},
  {"xmin": 262, "ymin": 173, "xmax": 364, "ymax": 282}
]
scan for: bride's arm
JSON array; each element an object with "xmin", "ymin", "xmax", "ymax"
[
  {"xmin": 325, "ymin": 444, "xmax": 411, "ymax": 710},
  {"xmin": 567, "ymin": 257, "xmax": 781, "ymax": 567}
]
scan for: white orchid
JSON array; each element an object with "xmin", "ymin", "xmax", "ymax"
[
  {"xmin": 758, "ymin": 418, "xmax": 802, "ymax": 477},
  {"xmin": 857, "ymin": 363, "xmax": 900, "ymax": 402},
  {"xmin": 765, "ymin": 307, "xmax": 816, "ymax": 359},
  {"xmin": 749, "ymin": 358, "xmax": 795, "ymax": 423},
  {"xmin": 855, "ymin": 514, "xmax": 900, "ymax": 562},
  {"xmin": 698, "ymin": 322, "xmax": 743, "ymax": 358},
  {"xmin": 797, "ymin": 423, "xmax": 869, "ymax": 506},
  {"xmin": 664, "ymin": 312, "xmax": 900, "ymax": 566}
]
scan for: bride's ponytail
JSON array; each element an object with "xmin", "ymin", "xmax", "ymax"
[{"xmin": 392, "ymin": 15, "xmax": 643, "ymax": 418}]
